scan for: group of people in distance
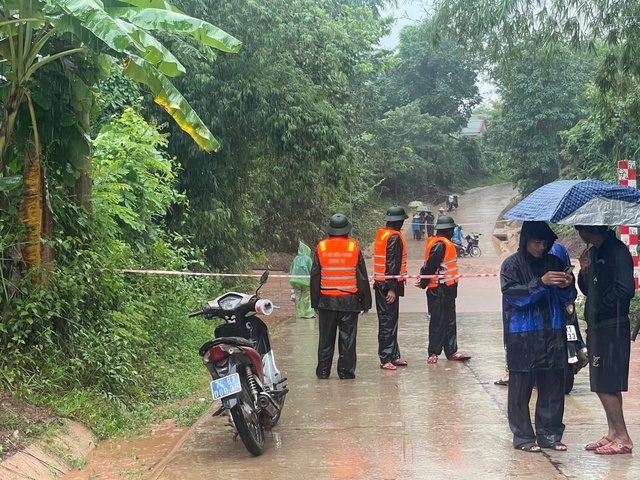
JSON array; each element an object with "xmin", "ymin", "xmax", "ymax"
[
  {"xmin": 290, "ymin": 206, "xmax": 635, "ymax": 455},
  {"xmin": 411, "ymin": 208, "xmax": 435, "ymax": 240},
  {"xmin": 295, "ymin": 205, "xmax": 470, "ymax": 379}
]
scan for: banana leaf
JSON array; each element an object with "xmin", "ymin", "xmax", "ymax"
[
  {"xmin": 55, "ymin": 0, "xmax": 184, "ymax": 76},
  {"xmin": 106, "ymin": 0, "xmax": 183, "ymax": 13},
  {"xmin": 115, "ymin": 18, "xmax": 185, "ymax": 76},
  {"xmin": 56, "ymin": 0, "xmax": 139, "ymax": 53},
  {"xmin": 105, "ymin": 8, "xmax": 242, "ymax": 53},
  {"xmin": 124, "ymin": 55, "xmax": 219, "ymax": 152}
]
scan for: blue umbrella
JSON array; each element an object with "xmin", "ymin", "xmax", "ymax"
[{"xmin": 504, "ymin": 179, "xmax": 640, "ymax": 225}]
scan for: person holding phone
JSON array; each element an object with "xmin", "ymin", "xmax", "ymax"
[{"xmin": 500, "ymin": 221, "xmax": 577, "ymax": 453}]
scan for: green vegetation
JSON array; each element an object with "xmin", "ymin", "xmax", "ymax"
[
  {"xmin": 4, "ymin": 0, "xmax": 639, "ymax": 458},
  {"xmin": 2, "ymin": 108, "xmax": 221, "ymax": 438},
  {"xmin": 433, "ymin": 0, "xmax": 640, "ymax": 194}
]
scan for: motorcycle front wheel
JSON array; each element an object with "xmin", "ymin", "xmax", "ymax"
[
  {"xmin": 230, "ymin": 376, "xmax": 266, "ymax": 456},
  {"xmin": 470, "ymin": 246, "xmax": 481, "ymax": 257}
]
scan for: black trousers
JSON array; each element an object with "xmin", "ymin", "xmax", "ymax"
[
  {"xmin": 316, "ymin": 309, "xmax": 358, "ymax": 379},
  {"xmin": 426, "ymin": 288, "xmax": 458, "ymax": 357},
  {"xmin": 508, "ymin": 369, "xmax": 565, "ymax": 447},
  {"xmin": 375, "ymin": 289, "xmax": 401, "ymax": 364}
]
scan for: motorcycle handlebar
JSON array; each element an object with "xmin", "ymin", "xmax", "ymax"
[{"xmin": 188, "ymin": 310, "xmax": 203, "ymax": 318}]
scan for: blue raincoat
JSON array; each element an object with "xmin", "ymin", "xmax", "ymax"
[{"xmin": 501, "ymin": 222, "xmax": 577, "ymax": 372}]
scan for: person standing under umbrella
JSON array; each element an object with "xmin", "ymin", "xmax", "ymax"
[
  {"xmin": 500, "ymin": 221, "xmax": 576, "ymax": 452},
  {"xmin": 576, "ymin": 225, "xmax": 635, "ymax": 455},
  {"xmin": 425, "ymin": 209, "xmax": 435, "ymax": 238}
]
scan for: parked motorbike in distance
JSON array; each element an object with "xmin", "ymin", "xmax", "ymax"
[
  {"xmin": 446, "ymin": 194, "xmax": 458, "ymax": 211},
  {"xmin": 188, "ymin": 271, "xmax": 288, "ymax": 456},
  {"xmin": 456, "ymin": 233, "xmax": 482, "ymax": 257}
]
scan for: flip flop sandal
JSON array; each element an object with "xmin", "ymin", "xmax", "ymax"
[
  {"xmin": 392, "ymin": 359, "xmax": 408, "ymax": 366},
  {"xmin": 516, "ymin": 443, "xmax": 541, "ymax": 453},
  {"xmin": 448, "ymin": 352, "xmax": 471, "ymax": 361},
  {"xmin": 595, "ymin": 442, "xmax": 633, "ymax": 455},
  {"xmin": 380, "ymin": 362, "xmax": 397, "ymax": 371},
  {"xmin": 542, "ymin": 442, "xmax": 567, "ymax": 451},
  {"xmin": 494, "ymin": 379, "xmax": 509, "ymax": 386},
  {"xmin": 585, "ymin": 437, "xmax": 613, "ymax": 451}
]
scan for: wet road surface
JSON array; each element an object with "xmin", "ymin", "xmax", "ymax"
[{"xmin": 85, "ymin": 184, "xmax": 640, "ymax": 479}]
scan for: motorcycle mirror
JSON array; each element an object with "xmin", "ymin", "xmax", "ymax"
[{"xmin": 256, "ymin": 270, "xmax": 269, "ymax": 294}]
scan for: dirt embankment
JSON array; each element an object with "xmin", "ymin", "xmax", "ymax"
[{"xmin": 1, "ymin": 394, "xmax": 96, "ymax": 480}]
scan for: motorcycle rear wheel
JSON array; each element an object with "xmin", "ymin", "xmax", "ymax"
[
  {"xmin": 470, "ymin": 246, "xmax": 481, "ymax": 257},
  {"xmin": 564, "ymin": 364, "xmax": 575, "ymax": 395},
  {"xmin": 230, "ymin": 376, "xmax": 266, "ymax": 456}
]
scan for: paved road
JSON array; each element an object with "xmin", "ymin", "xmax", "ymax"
[{"xmin": 152, "ymin": 184, "xmax": 640, "ymax": 479}]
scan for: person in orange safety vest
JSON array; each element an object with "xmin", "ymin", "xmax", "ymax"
[
  {"xmin": 310, "ymin": 213, "xmax": 372, "ymax": 380},
  {"xmin": 374, "ymin": 206, "xmax": 409, "ymax": 371},
  {"xmin": 418, "ymin": 214, "xmax": 471, "ymax": 364}
]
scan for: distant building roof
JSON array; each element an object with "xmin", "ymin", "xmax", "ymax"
[{"xmin": 459, "ymin": 114, "xmax": 487, "ymax": 137}]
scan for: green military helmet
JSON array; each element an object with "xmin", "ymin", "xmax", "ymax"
[
  {"xmin": 384, "ymin": 205, "xmax": 409, "ymax": 221},
  {"xmin": 327, "ymin": 213, "xmax": 352, "ymax": 235},
  {"xmin": 434, "ymin": 215, "xmax": 456, "ymax": 230}
]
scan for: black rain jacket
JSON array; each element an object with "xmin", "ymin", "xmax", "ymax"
[{"xmin": 577, "ymin": 231, "xmax": 635, "ymax": 329}]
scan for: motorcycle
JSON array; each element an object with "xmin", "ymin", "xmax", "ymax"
[
  {"xmin": 446, "ymin": 194, "xmax": 458, "ymax": 211},
  {"xmin": 455, "ymin": 233, "xmax": 482, "ymax": 257},
  {"xmin": 564, "ymin": 302, "xmax": 588, "ymax": 394},
  {"xmin": 188, "ymin": 271, "xmax": 288, "ymax": 456}
]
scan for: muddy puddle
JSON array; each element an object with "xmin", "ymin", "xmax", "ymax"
[{"xmin": 61, "ymin": 419, "xmax": 190, "ymax": 479}]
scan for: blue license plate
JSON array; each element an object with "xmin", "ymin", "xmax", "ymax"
[{"xmin": 211, "ymin": 373, "xmax": 241, "ymax": 401}]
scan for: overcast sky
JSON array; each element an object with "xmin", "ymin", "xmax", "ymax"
[
  {"xmin": 379, "ymin": 1, "xmax": 498, "ymax": 104},
  {"xmin": 379, "ymin": 1, "xmax": 431, "ymax": 49}
]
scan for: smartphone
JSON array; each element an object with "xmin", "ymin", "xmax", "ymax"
[{"xmin": 564, "ymin": 265, "xmax": 574, "ymax": 274}]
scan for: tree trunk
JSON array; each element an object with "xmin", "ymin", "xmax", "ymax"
[
  {"xmin": 73, "ymin": 111, "xmax": 92, "ymax": 214},
  {"xmin": 18, "ymin": 142, "xmax": 43, "ymax": 272},
  {"xmin": 41, "ymin": 163, "xmax": 55, "ymax": 268}
]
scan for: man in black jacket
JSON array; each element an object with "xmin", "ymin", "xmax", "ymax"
[
  {"xmin": 576, "ymin": 226, "xmax": 635, "ymax": 455},
  {"xmin": 310, "ymin": 213, "xmax": 372, "ymax": 380}
]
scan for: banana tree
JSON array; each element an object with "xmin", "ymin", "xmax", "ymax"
[{"xmin": 0, "ymin": 0, "xmax": 241, "ymax": 269}]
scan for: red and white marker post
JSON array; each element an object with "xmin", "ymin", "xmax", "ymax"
[{"xmin": 618, "ymin": 160, "xmax": 639, "ymax": 289}]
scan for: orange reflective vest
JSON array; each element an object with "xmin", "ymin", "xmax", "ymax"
[
  {"xmin": 317, "ymin": 237, "xmax": 360, "ymax": 296},
  {"xmin": 424, "ymin": 236, "xmax": 459, "ymax": 288},
  {"xmin": 373, "ymin": 228, "xmax": 407, "ymax": 282}
]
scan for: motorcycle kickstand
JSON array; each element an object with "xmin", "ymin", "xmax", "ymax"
[{"xmin": 212, "ymin": 404, "xmax": 225, "ymax": 417}]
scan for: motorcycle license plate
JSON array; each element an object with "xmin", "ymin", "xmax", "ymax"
[
  {"xmin": 566, "ymin": 325, "xmax": 578, "ymax": 342},
  {"xmin": 211, "ymin": 373, "xmax": 241, "ymax": 401}
]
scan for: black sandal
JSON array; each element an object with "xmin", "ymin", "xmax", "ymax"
[
  {"xmin": 516, "ymin": 442, "xmax": 542, "ymax": 453},
  {"xmin": 542, "ymin": 442, "xmax": 567, "ymax": 451}
]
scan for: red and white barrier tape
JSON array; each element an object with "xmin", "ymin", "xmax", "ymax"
[{"xmin": 113, "ymin": 269, "xmax": 498, "ymax": 280}]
